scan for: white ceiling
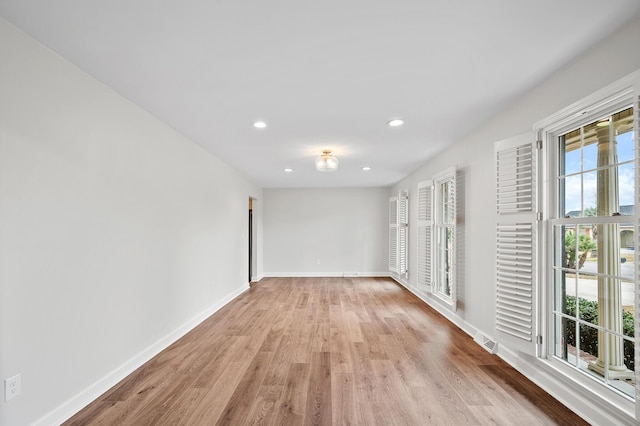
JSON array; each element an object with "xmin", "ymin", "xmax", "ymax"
[{"xmin": 2, "ymin": 1, "xmax": 639, "ymax": 188}]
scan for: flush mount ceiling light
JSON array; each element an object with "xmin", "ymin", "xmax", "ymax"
[
  {"xmin": 361, "ymin": 166, "xmax": 372, "ymax": 171},
  {"xmin": 283, "ymin": 168, "xmax": 293, "ymax": 173},
  {"xmin": 253, "ymin": 121, "xmax": 267, "ymax": 129},
  {"xmin": 387, "ymin": 119, "xmax": 404, "ymax": 127},
  {"xmin": 315, "ymin": 150, "xmax": 339, "ymax": 172}
]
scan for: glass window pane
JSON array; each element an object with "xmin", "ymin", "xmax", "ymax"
[
  {"xmin": 616, "ymin": 131, "xmax": 634, "ymax": 164},
  {"xmin": 554, "ymin": 224, "xmax": 568, "ymax": 268},
  {"xmin": 576, "ymin": 224, "xmax": 597, "ymax": 272},
  {"xmin": 440, "ymin": 179, "xmax": 454, "ymax": 225},
  {"xmin": 578, "ymin": 323, "xmax": 599, "ymax": 369},
  {"xmin": 436, "ymin": 226, "xmax": 451, "ymax": 297},
  {"xmin": 574, "ymin": 291, "xmax": 598, "ymax": 327},
  {"xmin": 614, "ymin": 107, "xmax": 634, "ymax": 164},
  {"xmin": 562, "ymin": 133, "xmax": 581, "ymax": 175},
  {"xmin": 562, "ymin": 175, "xmax": 581, "ymax": 217},
  {"xmin": 583, "ymin": 137, "xmax": 598, "ymax": 171},
  {"xmin": 555, "ymin": 270, "xmax": 575, "ymax": 315},
  {"xmin": 555, "ymin": 316, "xmax": 577, "ymax": 366},
  {"xmin": 583, "ymin": 171, "xmax": 597, "ymax": 216},
  {"xmin": 622, "ymin": 335, "xmax": 635, "ymax": 373},
  {"xmin": 562, "ymin": 226, "xmax": 578, "ymax": 270},
  {"xmin": 583, "ymin": 121, "xmax": 600, "ymax": 169},
  {"xmin": 617, "ymin": 163, "xmax": 634, "ymax": 213}
]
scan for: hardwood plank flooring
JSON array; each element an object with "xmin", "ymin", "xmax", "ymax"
[{"xmin": 65, "ymin": 277, "xmax": 589, "ymax": 425}]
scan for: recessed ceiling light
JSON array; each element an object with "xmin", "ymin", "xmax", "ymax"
[
  {"xmin": 283, "ymin": 168, "xmax": 293, "ymax": 173},
  {"xmin": 253, "ymin": 121, "xmax": 267, "ymax": 129},
  {"xmin": 387, "ymin": 119, "xmax": 404, "ymax": 127},
  {"xmin": 361, "ymin": 166, "xmax": 372, "ymax": 171}
]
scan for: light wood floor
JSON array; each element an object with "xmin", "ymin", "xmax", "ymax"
[{"xmin": 65, "ymin": 277, "xmax": 589, "ymax": 425}]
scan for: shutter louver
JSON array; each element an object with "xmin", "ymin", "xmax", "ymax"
[
  {"xmin": 496, "ymin": 223, "xmax": 533, "ymax": 341},
  {"xmin": 448, "ymin": 171, "xmax": 457, "ymax": 307},
  {"xmin": 495, "ymin": 134, "xmax": 538, "ymax": 355},
  {"xmin": 417, "ymin": 182, "xmax": 433, "ymax": 290},
  {"xmin": 497, "ymin": 144, "xmax": 533, "ymax": 214}
]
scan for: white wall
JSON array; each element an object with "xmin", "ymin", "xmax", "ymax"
[
  {"xmin": 263, "ymin": 187, "xmax": 389, "ymax": 276},
  {"xmin": 390, "ymin": 16, "xmax": 640, "ymax": 425},
  {"xmin": 0, "ymin": 19, "xmax": 263, "ymax": 425}
]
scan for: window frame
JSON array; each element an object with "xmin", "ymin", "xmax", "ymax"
[
  {"xmin": 535, "ymin": 71, "xmax": 639, "ymax": 413},
  {"xmin": 418, "ymin": 167, "xmax": 457, "ymax": 309}
]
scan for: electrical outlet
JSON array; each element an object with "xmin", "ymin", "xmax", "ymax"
[{"xmin": 5, "ymin": 373, "xmax": 21, "ymax": 402}]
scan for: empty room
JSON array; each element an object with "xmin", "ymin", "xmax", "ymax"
[{"xmin": 1, "ymin": 1, "xmax": 640, "ymax": 425}]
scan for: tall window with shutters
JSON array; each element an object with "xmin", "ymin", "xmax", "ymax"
[
  {"xmin": 389, "ymin": 190, "xmax": 408, "ymax": 277},
  {"xmin": 417, "ymin": 168, "xmax": 457, "ymax": 307}
]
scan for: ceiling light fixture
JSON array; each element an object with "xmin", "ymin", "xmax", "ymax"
[
  {"xmin": 253, "ymin": 121, "xmax": 267, "ymax": 129},
  {"xmin": 387, "ymin": 119, "xmax": 404, "ymax": 127},
  {"xmin": 361, "ymin": 166, "xmax": 372, "ymax": 171},
  {"xmin": 283, "ymin": 168, "xmax": 293, "ymax": 173},
  {"xmin": 315, "ymin": 150, "xmax": 339, "ymax": 172}
]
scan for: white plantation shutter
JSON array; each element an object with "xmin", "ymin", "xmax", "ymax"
[
  {"xmin": 446, "ymin": 170, "xmax": 457, "ymax": 306},
  {"xmin": 495, "ymin": 134, "xmax": 538, "ymax": 355},
  {"xmin": 398, "ymin": 190, "xmax": 409, "ymax": 276},
  {"xmin": 389, "ymin": 191, "xmax": 409, "ymax": 276},
  {"xmin": 389, "ymin": 196, "xmax": 398, "ymax": 273},
  {"xmin": 417, "ymin": 181, "xmax": 434, "ymax": 290}
]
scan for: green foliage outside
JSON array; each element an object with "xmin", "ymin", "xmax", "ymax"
[
  {"xmin": 564, "ymin": 230, "xmax": 597, "ymax": 270},
  {"xmin": 564, "ymin": 295, "xmax": 634, "ymax": 371}
]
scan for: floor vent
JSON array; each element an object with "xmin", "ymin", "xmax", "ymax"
[{"xmin": 474, "ymin": 333, "xmax": 498, "ymax": 354}]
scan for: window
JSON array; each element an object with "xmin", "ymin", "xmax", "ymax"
[
  {"xmin": 417, "ymin": 168, "xmax": 457, "ymax": 307},
  {"xmin": 534, "ymin": 73, "xmax": 640, "ymax": 409},
  {"xmin": 551, "ymin": 106, "xmax": 636, "ymax": 399}
]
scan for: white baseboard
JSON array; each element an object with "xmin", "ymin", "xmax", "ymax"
[
  {"xmin": 33, "ymin": 284, "xmax": 250, "ymax": 426},
  {"xmin": 262, "ymin": 271, "xmax": 389, "ymax": 278}
]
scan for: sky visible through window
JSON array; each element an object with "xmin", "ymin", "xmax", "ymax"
[{"xmin": 563, "ymin": 131, "xmax": 634, "ymax": 215}]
